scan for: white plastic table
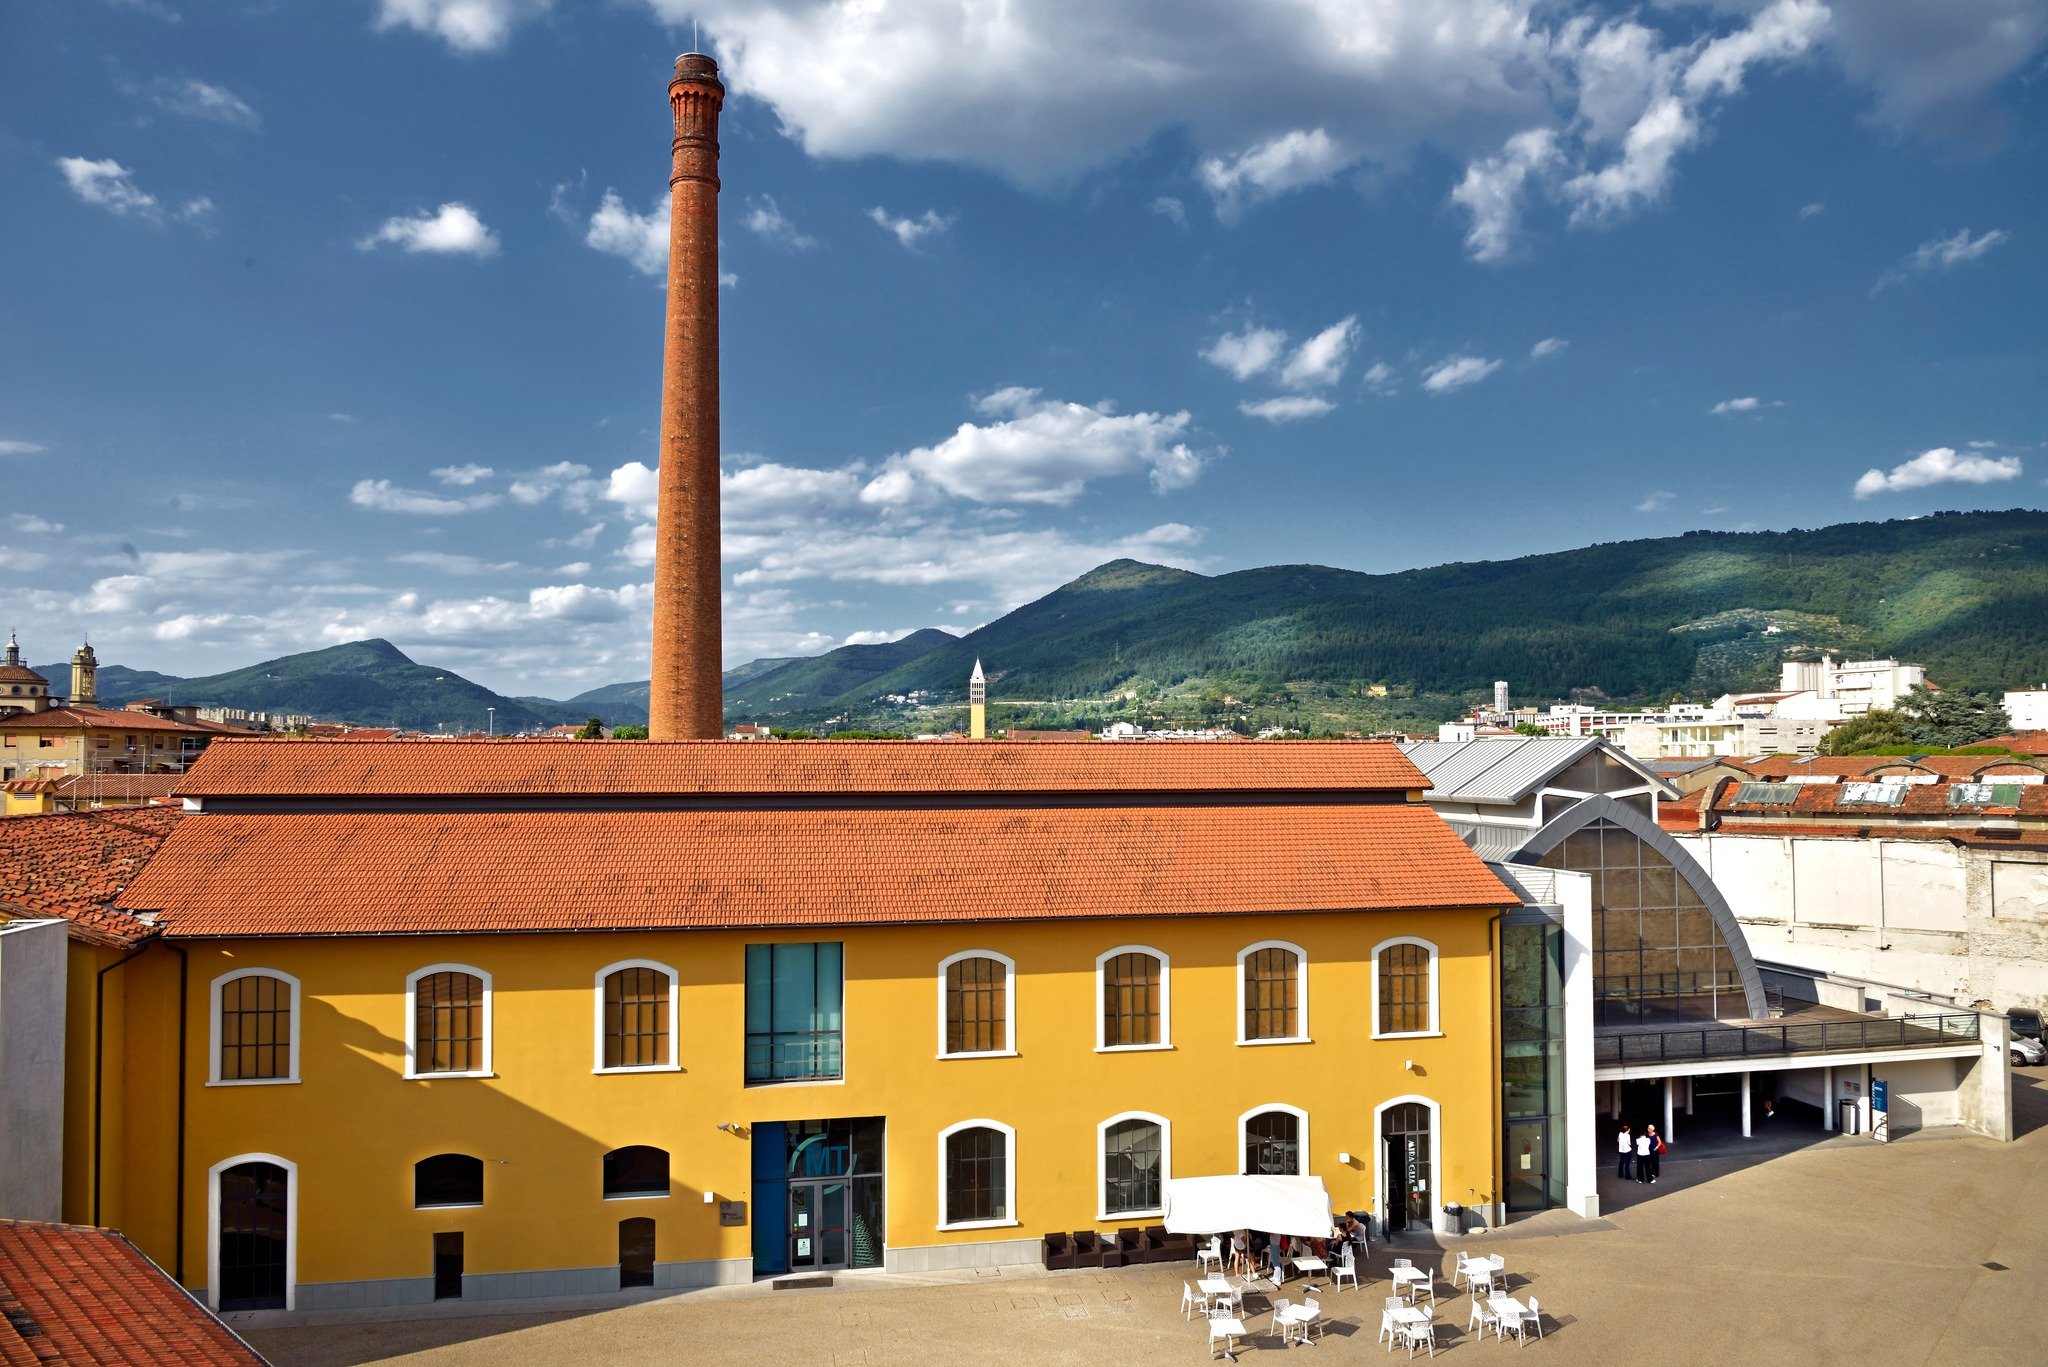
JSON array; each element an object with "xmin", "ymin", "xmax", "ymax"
[
  {"xmin": 1291, "ymin": 1256, "xmax": 1328, "ymax": 1275},
  {"xmin": 1488, "ymin": 1296, "xmax": 1530, "ymax": 1344},
  {"xmin": 1391, "ymin": 1266, "xmax": 1431, "ymax": 1301},
  {"xmin": 1198, "ymin": 1277, "xmax": 1237, "ymax": 1312},
  {"xmin": 1208, "ymin": 1316, "xmax": 1248, "ymax": 1360}
]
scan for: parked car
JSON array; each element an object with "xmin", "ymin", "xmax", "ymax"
[
  {"xmin": 2014, "ymin": 1034, "xmax": 2047, "ymax": 1068},
  {"xmin": 2009, "ymin": 1009, "xmax": 2044, "ymax": 1066}
]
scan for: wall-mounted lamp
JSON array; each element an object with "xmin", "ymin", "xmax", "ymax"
[
  {"xmin": 715, "ymin": 1121, "xmax": 742, "ymax": 1133},
  {"xmin": 1404, "ymin": 1059, "xmax": 1414, "ymax": 1071},
  {"xmin": 1336, "ymin": 1151, "xmax": 1353, "ymax": 1166},
  {"xmin": 703, "ymin": 1190, "xmax": 716, "ymax": 1204}
]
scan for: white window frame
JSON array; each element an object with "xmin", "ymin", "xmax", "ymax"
[
  {"xmin": 404, "ymin": 963, "xmax": 493, "ymax": 1079},
  {"xmin": 1095, "ymin": 945, "xmax": 1171, "ymax": 1052},
  {"xmin": 1236, "ymin": 939, "xmax": 1310, "ymax": 1045},
  {"xmin": 412, "ymin": 1152, "xmax": 486, "ymax": 1210},
  {"xmin": 1237, "ymin": 1103, "xmax": 1311, "ymax": 1177},
  {"xmin": 936, "ymin": 949, "xmax": 1018, "ymax": 1058},
  {"xmin": 207, "ymin": 1152, "xmax": 298, "ymax": 1311},
  {"xmin": 936, "ymin": 1118, "xmax": 1019, "ymax": 1231},
  {"xmin": 1372, "ymin": 1094, "xmax": 1443, "ymax": 1237},
  {"xmin": 207, "ymin": 968, "xmax": 301, "ymax": 1087},
  {"xmin": 1369, "ymin": 935, "xmax": 1442, "ymax": 1040},
  {"xmin": 1097, "ymin": 1110, "xmax": 1171, "ymax": 1221},
  {"xmin": 592, "ymin": 959, "xmax": 682, "ymax": 1075}
]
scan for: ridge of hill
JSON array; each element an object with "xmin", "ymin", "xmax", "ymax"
[{"xmin": 723, "ymin": 629, "xmax": 962, "ymax": 714}]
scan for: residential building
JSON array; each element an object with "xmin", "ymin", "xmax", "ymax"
[
  {"xmin": 1779, "ymin": 655, "xmax": 1926, "ymax": 715},
  {"xmin": 23, "ymin": 739, "xmax": 1514, "ymax": 1312},
  {"xmin": 2003, "ymin": 689, "xmax": 2048, "ymax": 732}
]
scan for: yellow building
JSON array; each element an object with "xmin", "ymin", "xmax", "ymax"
[{"xmin": 55, "ymin": 739, "xmax": 1512, "ymax": 1314}]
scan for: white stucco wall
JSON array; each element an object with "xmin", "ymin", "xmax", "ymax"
[
  {"xmin": 1678, "ymin": 832, "xmax": 2048, "ymax": 1015},
  {"xmin": 1877, "ymin": 1057, "xmax": 1961, "ymax": 1132},
  {"xmin": 0, "ymin": 918, "xmax": 69, "ymax": 1223}
]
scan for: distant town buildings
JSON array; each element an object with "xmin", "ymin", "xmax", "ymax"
[{"xmin": 0, "ymin": 637, "xmax": 248, "ymax": 783}]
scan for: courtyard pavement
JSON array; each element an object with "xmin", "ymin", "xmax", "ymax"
[{"xmin": 246, "ymin": 1069, "xmax": 2048, "ymax": 1365}]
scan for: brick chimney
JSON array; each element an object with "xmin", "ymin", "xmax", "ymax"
[{"xmin": 648, "ymin": 53, "xmax": 726, "ymax": 740}]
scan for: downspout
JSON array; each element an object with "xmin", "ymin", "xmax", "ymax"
[
  {"xmin": 169, "ymin": 940, "xmax": 188, "ymax": 1281},
  {"xmin": 93, "ymin": 936, "xmax": 156, "ymax": 1227}
]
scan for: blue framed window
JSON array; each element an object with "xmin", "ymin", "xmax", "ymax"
[{"xmin": 745, "ymin": 943, "xmax": 844, "ymax": 1083}]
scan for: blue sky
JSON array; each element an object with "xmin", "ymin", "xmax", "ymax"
[{"xmin": 3, "ymin": 1, "xmax": 2045, "ymax": 697}]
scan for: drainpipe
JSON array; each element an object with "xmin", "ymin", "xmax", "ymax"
[
  {"xmin": 168, "ymin": 941, "xmax": 188, "ymax": 1281},
  {"xmin": 93, "ymin": 937, "xmax": 156, "ymax": 1226}
]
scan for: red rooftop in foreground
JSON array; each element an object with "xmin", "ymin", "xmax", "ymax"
[{"xmin": 0, "ymin": 1220, "xmax": 264, "ymax": 1364}]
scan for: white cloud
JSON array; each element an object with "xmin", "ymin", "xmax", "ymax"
[
  {"xmin": 867, "ymin": 206, "xmax": 954, "ymax": 249},
  {"xmin": 861, "ymin": 388, "xmax": 1208, "ymax": 508},
  {"xmin": 0, "ymin": 440, "xmax": 47, "ymax": 456},
  {"xmin": 8, "ymin": 514, "xmax": 63, "ymax": 534},
  {"xmin": 1421, "ymin": 354, "xmax": 1502, "ymax": 393},
  {"xmin": 1362, "ymin": 362, "xmax": 1399, "ymax": 396},
  {"xmin": 508, "ymin": 461, "xmax": 604, "ymax": 511},
  {"xmin": 349, "ymin": 479, "xmax": 500, "ymax": 515},
  {"xmin": 1893, "ymin": 227, "xmax": 2011, "ymax": 279},
  {"xmin": 357, "ymin": 202, "xmax": 499, "ymax": 257},
  {"xmin": 1278, "ymin": 316, "xmax": 1359, "ymax": 390},
  {"xmin": 1151, "ymin": 196, "xmax": 1187, "ymax": 228},
  {"xmin": 57, "ymin": 157, "xmax": 160, "ymax": 219},
  {"xmin": 1711, "ymin": 396, "xmax": 1762, "ymax": 414},
  {"xmin": 328, "ymin": 413, "xmax": 358, "ymax": 424},
  {"xmin": 146, "ymin": 77, "xmax": 258, "ymax": 126},
  {"xmin": 1819, "ymin": 0, "xmax": 2048, "ymax": 128},
  {"xmin": 1201, "ymin": 326, "xmax": 1290, "ymax": 382},
  {"xmin": 1797, "ymin": 201, "xmax": 1824, "ymax": 220},
  {"xmin": 1530, "ymin": 336, "xmax": 1569, "ymax": 359},
  {"xmin": 1449, "ymin": 129, "xmax": 1561, "ymax": 262},
  {"xmin": 1854, "ymin": 446, "xmax": 2022, "ymax": 497},
  {"xmin": 391, "ymin": 551, "xmax": 522, "ymax": 575},
  {"xmin": 743, "ymin": 194, "xmax": 815, "ymax": 248},
  {"xmin": 842, "ymin": 628, "xmax": 921, "ymax": 647},
  {"xmin": 1239, "ymin": 396, "xmax": 1336, "ymax": 424},
  {"xmin": 374, "ymin": 0, "xmax": 552, "ymax": 54},
  {"xmin": 432, "ymin": 463, "xmax": 493, "ymax": 486},
  {"xmin": 584, "ymin": 191, "xmax": 666, "ymax": 277},
  {"xmin": 1635, "ymin": 490, "xmax": 1676, "ymax": 512},
  {"xmin": 1198, "ymin": 128, "xmax": 1349, "ymax": 218},
  {"xmin": 178, "ymin": 196, "xmax": 216, "ymax": 226}
]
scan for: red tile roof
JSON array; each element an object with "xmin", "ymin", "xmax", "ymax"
[
  {"xmin": 1979, "ymin": 732, "xmax": 2048, "ymax": 757},
  {"xmin": 118, "ymin": 804, "xmax": 1514, "ymax": 937},
  {"xmin": 1733, "ymin": 754, "xmax": 2048, "ymax": 780},
  {"xmin": 0, "ymin": 1220, "xmax": 263, "ymax": 1365},
  {"xmin": 0, "ymin": 707, "xmax": 243, "ymax": 735},
  {"xmin": 175, "ymin": 738, "xmax": 1433, "ymax": 799},
  {"xmin": 0, "ymin": 808, "xmax": 178, "ymax": 947},
  {"xmin": 1715, "ymin": 779, "xmax": 2048, "ymax": 819},
  {"xmin": 51, "ymin": 773, "xmax": 183, "ymax": 801}
]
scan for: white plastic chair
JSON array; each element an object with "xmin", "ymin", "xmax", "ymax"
[
  {"xmin": 1198, "ymin": 1236, "xmax": 1223, "ymax": 1275},
  {"xmin": 1451, "ymin": 1251, "xmax": 1470, "ymax": 1287},
  {"xmin": 1332, "ymin": 1246, "xmax": 1358, "ymax": 1293},
  {"xmin": 1519, "ymin": 1297, "xmax": 1543, "ymax": 1343},
  {"xmin": 1399, "ymin": 1316, "xmax": 1436, "ymax": 1359},
  {"xmin": 1467, "ymin": 1297, "xmax": 1501, "ymax": 1340},
  {"xmin": 1273, "ymin": 1297, "xmax": 1298, "ymax": 1347},
  {"xmin": 1378, "ymin": 1295, "xmax": 1405, "ymax": 1346},
  {"xmin": 1181, "ymin": 1281, "xmax": 1201, "ymax": 1320},
  {"xmin": 1297, "ymin": 1297, "xmax": 1325, "ymax": 1344},
  {"xmin": 1468, "ymin": 1265, "xmax": 1497, "ymax": 1298},
  {"xmin": 1403, "ymin": 1267, "xmax": 1434, "ymax": 1307}
]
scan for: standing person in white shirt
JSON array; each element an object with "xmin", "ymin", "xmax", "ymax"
[
  {"xmin": 1617, "ymin": 1123, "xmax": 1634, "ymax": 1182},
  {"xmin": 1635, "ymin": 1128, "xmax": 1654, "ymax": 1183}
]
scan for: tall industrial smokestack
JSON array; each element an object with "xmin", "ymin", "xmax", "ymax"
[{"xmin": 649, "ymin": 53, "xmax": 726, "ymax": 740}]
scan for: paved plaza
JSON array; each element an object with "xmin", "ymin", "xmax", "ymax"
[{"xmin": 248, "ymin": 1070, "xmax": 2048, "ymax": 1366}]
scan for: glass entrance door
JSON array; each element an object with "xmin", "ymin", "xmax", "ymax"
[
  {"xmin": 217, "ymin": 1161, "xmax": 288, "ymax": 1310},
  {"xmin": 1381, "ymin": 1104, "xmax": 1432, "ymax": 1233},
  {"xmin": 788, "ymin": 1179, "xmax": 850, "ymax": 1270}
]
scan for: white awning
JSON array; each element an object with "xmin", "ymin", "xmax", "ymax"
[{"xmin": 1160, "ymin": 1175, "xmax": 1333, "ymax": 1239}]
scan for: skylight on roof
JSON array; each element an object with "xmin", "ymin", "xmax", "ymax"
[
  {"xmin": 1732, "ymin": 782, "xmax": 1800, "ymax": 805},
  {"xmin": 1841, "ymin": 782, "xmax": 1908, "ymax": 806},
  {"xmin": 1949, "ymin": 783, "xmax": 2022, "ymax": 808}
]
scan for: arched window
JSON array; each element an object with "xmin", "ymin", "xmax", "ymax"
[
  {"xmin": 1238, "ymin": 941, "xmax": 1306, "ymax": 1043},
  {"xmin": 414, "ymin": 1153, "xmax": 484, "ymax": 1208},
  {"xmin": 1097, "ymin": 946, "xmax": 1169, "ymax": 1050},
  {"xmin": 939, "ymin": 951, "xmax": 1014, "ymax": 1057},
  {"xmin": 210, "ymin": 1154, "xmax": 294, "ymax": 1311},
  {"xmin": 210, "ymin": 970, "xmax": 299, "ymax": 1084},
  {"xmin": 602, "ymin": 1145, "xmax": 670, "ymax": 1200},
  {"xmin": 594, "ymin": 960, "xmax": 677, "ymax": 1073},
  {"xmin": 1099, "ymin": 1112, "xmax": 1169, "ymax": 1218},
  {"xmin": 1372, "ymin": 937, "xmax": 1438, "ymax": 1038},
  {"xmin": 938, "ymin": 1120, "xmax": 1015, "ymax": 1229},
  {"xmin": 407, "ymin": 965, "xmax": 490, "ymax": 1078},
  {"xmin": 1240, "ymin": 1105, "xmax": 1308, "ymax": 1176}
]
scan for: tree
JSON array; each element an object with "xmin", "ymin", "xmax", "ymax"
[
  {"xmin": 610, "ymin": 724, "xmax": 649, "ymax": 740},
  {"xmin": 1898, "ymin": 686, "xmax": 2011, "ymax": 749},
  {"xmin": 1817, "ymin": 709, "xmax": 1908, "ymax": 756},
  {"xmin": 576, "ymin": 717, "xmax": 606, "ymax": 739},
  {"xmin": 1513, "ymin": 721, "xmax": 1548, "ymax": 737}
]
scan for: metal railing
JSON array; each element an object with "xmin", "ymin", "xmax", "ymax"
[{"xmin": 1596, "ymin": 1012, "xmax": 1981, "ymax": 1066}]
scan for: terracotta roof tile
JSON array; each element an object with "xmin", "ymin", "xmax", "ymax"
[
  {"xmin": 1, "ymin": 706, "xmax": 244, "ymax": 735},
  {"xmin": 0, "ymin": 808, "xmax": 178, "ymax": 946},
  {"xmin": 120, "ymin": 805, "xmax": 1513, "ymax": 937},
  {"xmin": 0, "ymin": 1220, "xmax": 263, "ymax": 1365},
  {"xmin": 1733, "ymin": 754, "xmax": 2048, "ymax": 780},
  {"xmin": 175, "ymin": 737, "xmax": 1431, "ymax": 799}
]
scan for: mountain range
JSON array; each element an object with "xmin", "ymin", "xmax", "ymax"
[{"xmin": 38, "ymin": 510, "xmax": 2048, "ymax": 732}]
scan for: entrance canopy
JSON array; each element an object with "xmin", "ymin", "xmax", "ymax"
[{"xmin": 1161, "ymin": 1175, "xmax": 1333, "ymax": 1239}]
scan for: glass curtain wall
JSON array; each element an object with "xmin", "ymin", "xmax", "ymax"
[
  {"xmin": 1499, "ymin": 920, "xmax": 1566, "ymax": 1212},
  {"xmin": 750, "ymin": 1118, "xmax": 885, "ymax": 1275},
  {"xmin": 1535, "ymin": 819, "xmax": 1744, "ymax": 1026},
  {"xmin": 745, "ymin": 943, "xmax": 845, "ymax": 1082}
]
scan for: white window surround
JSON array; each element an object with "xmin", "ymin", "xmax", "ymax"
[
  {"xmin": 1369, "ymin": 935, "xmax": 1442, "ymax": 1040},
  {"xmin": 207, "ymin": 968, "xmax": 301, "ymax": 1087},
  {"xmin": 1097, "ymin": 1110, "xmax": 1171, "ymax": 1221},
  {"xmin": 207, "ymin": 1152, "xmax": 297, "ymax": 1311},
  {"xmin": 404, "ymin": 963, "xmax": 493, "ymax": 1079},
  {"xmin": 1095, "ymin": 945, "xmax": 1171, "ymax": 1052},
  {"xmin": 935, "ymin": 949, "xmax": 1017, "ymax": 1059},
  {"xmin": 1371, "ymin": 1094, "xmax": 1442, "ymax": 1236},
  {"xmin": 1237, "ymin": 1103, "xmax": 1311, "ymax": 1177},
  {"xmin": 936, "ymin": 1118, "xmax": 1019, "ymax": 1231},
  {"xmin": 1235, "ymin": 939, "xmax": 1310, "ymax": 1045},
  {"xmin": 592, "ymin": 959, "xmax": 682, "ymax": 1074}
]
